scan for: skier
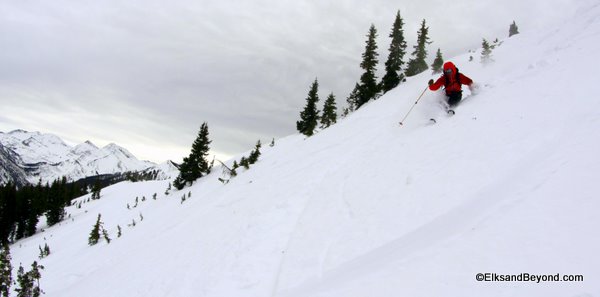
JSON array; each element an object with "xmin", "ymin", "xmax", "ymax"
[{"xmin": 428, "ymin": 61, "xmax": 474, "ymax": 110}]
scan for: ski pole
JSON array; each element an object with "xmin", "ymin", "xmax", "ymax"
[{"xmin": 399, "ymin": 86, "xmax": 428, "ymax": 126}]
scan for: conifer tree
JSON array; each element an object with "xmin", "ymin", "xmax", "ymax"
[
  {"xmin": 45, "ymin": 179, "xmax": 66, "ymax": 227},
  {"xmin": 117, "ymin": 225, "xmax": 122, "ymax": 238},
  {"xmin": 102, "ymin": 229, "xmax": 111, "ymax": 244},
  {"xmin": 91, "ymin": 180, "xmax": 101, "ymax": 200},
  {"xmin": 38, "ymin": 243, "xmax": 50, "ymax": 259},
  {"xmin": 248, "ymin": 140, "xmax": 262, "ymax": 164},
  {"xmin": 174, "ymin": 123, "xmax": 212, "ymax": 189},
  {"xmin": 88, "ymin": 214, "xmax": 102, "ymax": 246},
  {"xmin": 320, "ymin": 93, "xmax": 337, "ymax": 128},
  {"xmin": 405, "ymin": 19, "xmax": 432, "ymax": 77},
  {"xmin": 0, "ymin": 244, "xmax": 11, "ymax": 297},
  {"xmin": 357, "ymin": 24, "xmax": 380, "ymax": 108},
  {"xmin": 481, "ymin": 38, "xmax": 493, "ymax": 64},
  {"xmin": 296, "ymin": 78, "xmax": 320, "ymax": 136},
  {"xmin": 239, "ymin": 157, "xmax": 250, "ymax": 169},
  {"xmin": 509, "ymin": 21, "xmax": 519, "ymax": 37},
  {"xmin": 431, "ymin": 48, "xmax": 444, "ymax": 74},
  {"xmin": 345, "ymin": 83, "xmax": 360, "ymax": 112},
  {"xmin": 381, "ymin": 10, "xmax": 407, "ymax": 93},
  {"xmin": 15, "ymin": 262, "xmax": 44, "ymax": 297}
]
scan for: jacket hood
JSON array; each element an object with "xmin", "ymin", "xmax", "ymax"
[{"xmin": 443, "ymin": 61, "xmax": 457, "ymax": 75}]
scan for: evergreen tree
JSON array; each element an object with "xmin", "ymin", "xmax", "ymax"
[
  {"xmin": 117, "ymin": 225, "xmax": 122, "ymax": 238},
  {"xmin": 296, "ymin": 78, "xmax": 320, "ymax": 136},
  {"xmin": 174, "ymin": 122, "xmax": 212, "ymax": 189},
  {"xmin": 0, "ymin": 183, "xmax": 17, "ymax": 243},
  {"xmin": 88, "ymin": 214, "xmax": 102, "ymax": 246},
  {"xmin": 405, "ymin": 19, "xmax": 432, "ymax": 77},
  {"xmin": 38, "ymin": 243, "xmax": 50, "ymax": 259},
  {"xmin": 0, "ymin": 244, "xmax": 11, "ymax": 297},
  {"xmin": 345, "ymin": 83, "xmax": 360, "ymax": 112},
  {"xmin": 481, "ymin": 38, "xmax": 493, "ymax": 64},
  {"xmin": 357, "ymin": 24, "xmax": 380, "ymax": 108},
  {"xmin": 381, "ymin": 10, "xmax": 407, "ymax": 93},
  {"xmin": 225, "ymin": 161, "xmax": 238, "ymax": 177},
  {"xmin": 91, "ymin": 180, "xmax": 101, "ymax": 200},
  {"xmin": 320, "ymin": 93, "xmax": 338, "ymax": 128},
  {"xmin": 45, "ymin": 179, "xmax": 66, "ymax": 227},
  {"xmin": 15, "ymin": 261, "xmax": 43, "ymax": 297},
  {"xmin": 165, "ymin": 182, "xmax": 171, "ymax": 195},
  {"xmin": 248, "ymin": 140, "xmax": 262, "ymax": 164},
  {"xmin": 239, "ymin": 157, "xmax": 250, "ymax": 169},
  {"xmin": 509, "ymin": 21, "xmax": 519, "ymax": 37},
  {"xmin": 102, "ymin": 228, "xmax": 111, "ymax": 244},
  {"xmin": 431, "ymin": 48, "xmax": 444, "ymax": 74}
]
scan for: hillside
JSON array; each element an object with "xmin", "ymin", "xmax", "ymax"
[{"xmin": 8, "ymin": 2, "xmax": 600, "ymax": 297}]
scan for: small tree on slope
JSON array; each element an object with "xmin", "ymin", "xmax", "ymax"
[
  {"xmin": 296, "ymin": 78, "xmax": 320, "ymax": 137},
  {"xmin": 431, "ymin": 48, "xmax": 444, "ymax": 74},
  {"xmin": 481, "ymin": 38, "xmax": 493, "ymax": 64},
  {"xmin": 381, "ymin": 10, "xmax": 407, "ymax": 93},
  {"xmin": 356, "ymin": 24, "xmax": 380, "ymax": 108},
  {"xmin": 320, "ymin": 93, "xmax": 338, "ymax": 129},
  {"xmin": 88, "ymin": 214, "xmax": 103, "ymax": 246},
  {"xmin": 405, "ymin": 19, "xmax": 432, "ymax": 77},
  {"xmin": 174, "ymin": 123, "xmax": 212, "ymax": 189},
  {"xmin": 509, "ymin": 21, "xmax": 519, "ymax": 37}
]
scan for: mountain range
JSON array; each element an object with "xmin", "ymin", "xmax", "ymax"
[{"xmin": 0, "ymin": 129, "xmax": 178, "ymax": 186}]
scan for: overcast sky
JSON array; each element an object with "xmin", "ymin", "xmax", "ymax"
[{"xmin": 0, "ymin": 0, "xmax": 572, "ymax": 163}]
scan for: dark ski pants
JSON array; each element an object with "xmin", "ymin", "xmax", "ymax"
[{"xmin": 446, "ymin": 91, "xmax": 462, "ymax": 107}]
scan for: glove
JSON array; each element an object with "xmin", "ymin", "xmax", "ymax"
[
  {"xmin": 428, "ymin": 79, "xmax": 434, "ymax": 86},
  {"xmin": 469, "ymin": 82, "xmax": 478, "ymax": 95}
]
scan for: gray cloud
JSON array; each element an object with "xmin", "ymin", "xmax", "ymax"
[{"xmin": 0, "ymin": 0, "xmax": 574, "ymax": 162}]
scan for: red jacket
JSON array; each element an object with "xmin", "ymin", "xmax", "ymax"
[{"xmin": 429, "ymin": 61, "xmax": 473, "ymax": 95}]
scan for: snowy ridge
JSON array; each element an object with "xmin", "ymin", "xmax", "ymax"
[
  {"xmin": 0, "ymin": 130, "xmax": 176, "ymax": 184},
  {"xmin": 8, "ymin": 2, "xmax": 600, "ymax": 297}
]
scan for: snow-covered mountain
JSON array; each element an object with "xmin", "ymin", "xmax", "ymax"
[
  {"xmin": 7, "ymin": 2, "xmax": 600, "ymax": 297},
  {"xmin": 0, "ymin": 130, "xmax": 177, "ymax": 185}
]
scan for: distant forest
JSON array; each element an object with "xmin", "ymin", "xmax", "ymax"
[{"xmin": 0, "ymin": 169, "xmax": 161, "ymax": 243}]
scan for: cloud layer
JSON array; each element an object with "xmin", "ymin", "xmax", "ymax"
[{"xmin": 0, "ymin": 0, "xmax": 573, "ymax": 162}]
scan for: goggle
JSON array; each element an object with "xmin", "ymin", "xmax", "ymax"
[{"xmin": 444, "ymin": 69, "xmax": 452, "ymax": 74}]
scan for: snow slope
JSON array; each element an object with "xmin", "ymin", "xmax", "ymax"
[{"xmin": 8, "ymin": 2, "xmax": 600, "ymax": 296}]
